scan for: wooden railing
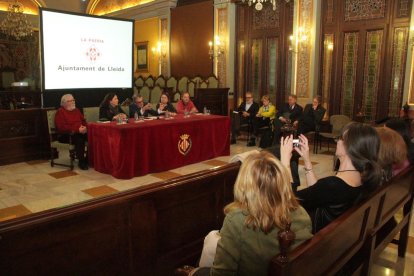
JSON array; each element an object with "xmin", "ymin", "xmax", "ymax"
[{"xmin": 0, "ymin": 162, "xmax": 240, "ymax": 275}]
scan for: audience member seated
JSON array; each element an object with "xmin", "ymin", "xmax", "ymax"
[
  {"xmin": 129, "ymin": 94, "xmax": 158, "ymax": 118},
  {"xmin": 385, "ymin": 118, "xmax": 414, "ymax": 165},
  {"xmin": 281, "ymin": 122, "xmax": 382, "ymax": 233},
  {"xmin": 55, "ymin": 94, "xmax": 88, "ymax": 170},
  {"xmin": 99, "ymin": 93, "xmax": 127, "ymax": 121},
  {"xmin": 176, "ymin": 91, "xmax": 198, "ymax": 114},
  {"xmin": 297, "ymin": 96, "xmax": 326, "ymax": 135},
  {"xmin": 156, "ymin": 93, "xmax": 177, "ymax": 114},
  {"xmin": 375, "ymin": 127, "xmax": 408, "ymax": 181},
  {"xmin": 187, "ymin": 151, "xmax": 313, "ymax": 276},
  {"xmin": 249, "ymin": 95, "xmax": 276, "ymax": 147},
  {"xmin": 230, "ymin": 91, "xmax": 259, "ymax": 144},
  {"xmin": 274, "ymin": 95, "xmax": 303, "ymax": 144}
]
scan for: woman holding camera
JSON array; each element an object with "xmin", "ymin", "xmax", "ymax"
[{"xmin": 280, "ymin": 122, "xmax": 382, "ymax": 233}]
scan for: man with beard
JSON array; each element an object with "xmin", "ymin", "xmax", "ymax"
[{"xmin": 55, "ymin": 94, "xmax": 88, "ymax": 170}]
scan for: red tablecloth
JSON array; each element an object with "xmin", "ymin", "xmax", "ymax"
[{"xmin": 87, "ymin": 114, "xmax": 230, "ymax": 179}]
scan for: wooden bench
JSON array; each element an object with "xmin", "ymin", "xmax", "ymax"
[
  {"xmin": 0, "ymin": 162, "xmax": 240, "ymax": 275},
  {"xmin": 1, "ymin": 162, "xmax": 412, "ymax": 275},
  {"xmin": 270, "ymin": 166, "xmax": 414, "ymax": 275}
]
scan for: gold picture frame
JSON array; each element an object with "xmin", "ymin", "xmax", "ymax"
[{"xmin": 136, "ymin": 41, "xmax": 149, "ymax": 72}]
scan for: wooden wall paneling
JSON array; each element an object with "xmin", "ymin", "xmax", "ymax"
[
  {"xmin": 194, "ymin": 87, "xmax": 229, "ymax": 115},
  {"xmin": 234, "ymin": 6, "xmax": 247, "ymax": 107},
  {"xmin": 282, "ymin": 2, "xmax": 294, "ymax": 101},
  {"xmin": 130, "ymin": 199, "xmax": 158, "ymax": 275},
  {"xmin": 320, "ymin": 0, "xmax": 412, "ymax": 120},
  {"xmin": 170, "ymin": 1, "xmax": 214, "ymax": 77},
  {"xmin": 234, "ymin": 1, "xmax": 293, "ymax": 110},
  {"xmin": 0, "ymin": 203, "xmax": 131, "ymax": 275},
  {"xmin": 0, "ymin": 108, "xmax": 50, "ymax": 165}
]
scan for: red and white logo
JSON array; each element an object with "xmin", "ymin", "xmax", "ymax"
[{"xmin": 86, "ymin": 45, "xmax": 101, "ymax": 61}]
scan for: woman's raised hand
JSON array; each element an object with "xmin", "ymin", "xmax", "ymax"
[
  {"xmin": 294, "ymin": 134, "xmax": 311, "ymax": 163},
  {"xmin": 280, "ymin": 135, "xmax": 293, "ymax": 168}
]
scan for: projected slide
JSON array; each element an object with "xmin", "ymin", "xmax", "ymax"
[{"xmin": 41, "ymin": 9, "xmax": 134, "ymax": 90}]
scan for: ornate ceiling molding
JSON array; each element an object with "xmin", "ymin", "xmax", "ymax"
[{"xmin": 87, "ymin": 0, "xmax": 177, "ymax": 20}]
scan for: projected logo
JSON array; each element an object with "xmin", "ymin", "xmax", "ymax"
[
  {"xmin": 178, "ymin": 134, "xmax": 192, "ymax": 156},
  {"xmin": 86, "ymin": 45, "xmax": 101, "ymax": 61}
]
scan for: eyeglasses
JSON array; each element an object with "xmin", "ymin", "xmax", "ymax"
[
  {"xmin": 246, "ymin": 96, "xmax": 252, "ymax": 99},
  {"xmin": 67, "ymin": 99, "xmax": 75, "ymax": 102}
]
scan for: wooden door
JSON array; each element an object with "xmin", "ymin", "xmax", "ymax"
[
  {"xmin": 320, "ymin": 0, "xmax": 412, "ymax": 121},
  {"xmin": 235, "ymin": 1, "xmax": 293, "ymax": 108}
]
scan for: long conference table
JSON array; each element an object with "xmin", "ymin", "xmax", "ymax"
[{"xmin": 87, "ymin": 114, "xmax": 230, "ymax": 179}]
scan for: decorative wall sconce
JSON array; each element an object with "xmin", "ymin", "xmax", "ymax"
[
  {"xmin": 208, "ymin": 36, "xmax": 224, "ymax": 60},
  {"xmin": 324, "ymin": 39, "xmax": 334, "ymax": 51},
  {"xmin": 288, "ymin": 27, "xmax": 309, "ymax": 53},
  {"xmin": 152, "ymin": 41, "xmax": 167, "ymax": 64}
]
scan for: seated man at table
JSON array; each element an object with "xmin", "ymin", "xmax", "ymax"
[
  {"xmin": 129, "ymin": 94, "xmax": 158, "ymax": 118},
  {"xmin": 250, "ymin": 95, "xmax": 276, "ymax": 147},
  {"xmin": 55, "ymin": 94, "xmax": 88, "ymax": 170},
  {"xmin": 297, "ymin": 96, "xmax": 326, "ymax": 135},
  {"xmin": 99, "ymin": 93, "xmax": 127, "ymax": 121},
  {"xmin": 274, "ymin": 94, "xmax": 303, "ymax": 144},
  {"xmin": 231, "ymin": 91, "xmax": 259, "ymax": 144},
  {"xmin": 176, "ymin": 91, "xmax": 198, "ymax": 114}
]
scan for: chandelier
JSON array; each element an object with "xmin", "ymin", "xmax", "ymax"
[
  {"xmin": 0, "ymin": 1, "xmax": 33, "ymax": 40},
  {"xmin": 242, "ymin": 0, "xmax": 291, "ymax": 11}
]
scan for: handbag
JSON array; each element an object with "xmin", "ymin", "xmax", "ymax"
[{"xmin": 198, "ymin": 230, "xmax": 221, "ymax": 267}]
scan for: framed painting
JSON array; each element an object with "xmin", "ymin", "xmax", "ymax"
[{"xmin": 136, "ymin": 41, "xmax": 149, "ymax": 72}]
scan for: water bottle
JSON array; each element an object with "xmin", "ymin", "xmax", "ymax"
[
  {"xmin": 134, "ymin": 111, "xmax": 139, "ymax": 121},
  {"xmin": 203, "ymin": 106, "xmax": 207, "ymax": 114}
]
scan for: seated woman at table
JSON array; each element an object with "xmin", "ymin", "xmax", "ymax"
[
  {"xmin": 129, "ymin": 94, "xmax": 158, "ymax": 118},
  {"xmin": 156, "ymin": 93, "xmax": 176, "ymax": 115},
  {"xmin": 99, "ymin": 93, "xmax": 127, "ymax": 121},
  {"xmin": 186, "ymin": 151, "xmax": 312, "ymax": 276},
  {"xmin": 281, "ymin": 122, "xmax": 382, "ymax": 233},
  {"xmin": 176, "ymin": 91, "xmax": 198, "ymax": 114}
]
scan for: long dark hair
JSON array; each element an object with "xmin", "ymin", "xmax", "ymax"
[
  {"xmin": 341, "ymin": 122, "xmax": 382, "ymax": 190},
  {"xmin": 100, "ymin": 93, "xmax": 116, "ymax": 108}
]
